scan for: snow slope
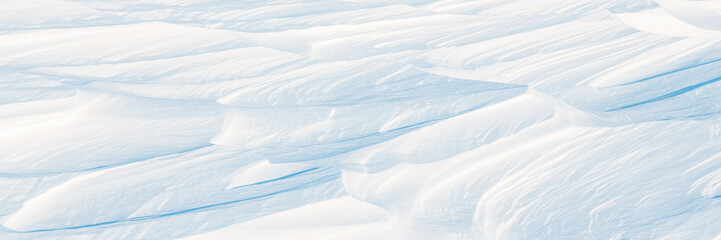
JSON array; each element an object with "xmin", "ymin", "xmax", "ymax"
[{"xmin": 1, "ymin": 0, "xmax": 721, "ymax": 239}]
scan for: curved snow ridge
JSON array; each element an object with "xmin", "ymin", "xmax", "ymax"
[
  {"xmin": 0, "ymin": 0, "xmax": 124, "ymax": 30},
  {"xmin": 179, "ymin": 196, "xmax": 390, "ymax": 240},
  {"xmin": 0, "ymin": 21, "xmax": 249, "ymax": 67},
  {"xmin": 0, "ymin": 89, "xmax": 225, "ymax": 174},
  {"xmin": 3, "ymin": 147, "xmax": 342, "ymax": 233},
  {"xmin": 655, "ymin": 0, "xmax": 721, "ymax": 31},
  {"xmin": 31, "ymin": 46, "xmax": 307, "ymax": 83},
  {"xmin": 345, "ymin": 119, "xmax": 721, "ymax": 239},
  {"xmin": 615, "ymin": 7, "xmax": 721, "ymax": 38},
  {"xmin": 335, "ymin": 92, "xmax": 556, "ymax": 173}
]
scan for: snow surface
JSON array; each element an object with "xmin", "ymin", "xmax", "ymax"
[{"xmin": 2, "ymin": 0, "xmax": 721, "ymax": 239}]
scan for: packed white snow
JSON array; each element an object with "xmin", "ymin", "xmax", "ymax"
[{"xmin": 2, "ymin": 0, "xmax": 721, "ymax": 239}]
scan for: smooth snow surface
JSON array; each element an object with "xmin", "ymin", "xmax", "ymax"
[{"xmin": 2, "ymin": 0, "xmax": 721, "ymax": 239}]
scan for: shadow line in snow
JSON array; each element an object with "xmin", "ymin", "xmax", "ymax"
[
  {"xmin": 620, "ymin": 57, "xmax": 721, "ymax": 87},
  {"xmin": 228, "ymin": 167, "xmax": 326, "ymax": 189},
  {"xmin": 15, "ymin": 173, "xmax": 341, "ymax": 233},
  {"xmin": 608, "ymin": 76, "xmax": 721, "ymax": 111}
]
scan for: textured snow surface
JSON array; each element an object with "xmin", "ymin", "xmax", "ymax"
[{"xmin": 2, "ymin": 0, "xmax": 721, "ymax": 239}]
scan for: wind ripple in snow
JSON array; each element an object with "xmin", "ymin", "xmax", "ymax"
[{"xmin": 1, "ymin": 0, "xmax": 721, "ymax": 239}]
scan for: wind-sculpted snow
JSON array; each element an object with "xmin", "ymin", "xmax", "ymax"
[{"xmin": 1, "ymin": 0, "xmax": 721, "ymax": 239}]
